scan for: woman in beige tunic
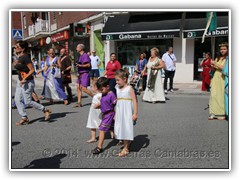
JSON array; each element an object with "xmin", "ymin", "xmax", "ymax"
[{"xmin": 142, "ymin": 47, "xmax": 166, "ymax": 103}]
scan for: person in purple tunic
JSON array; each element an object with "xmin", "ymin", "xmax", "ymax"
[
  {"xmin": 92, "ymin": 77, "xmax": 116, "ymax": 154},
  {"xmin": 73, "ymin": 44, "xmax": 94, "ymax": 108}
]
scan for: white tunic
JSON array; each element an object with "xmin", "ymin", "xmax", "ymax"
[
  {"xmin": 114, "ymin": 85, "xmax": 134, "ymax": 141},
  {"xmin": 86, "ymin": 93, "xmax": 102, "ymax": 129},
  {"xmin": 143, "ymin": 59, "xmax": 165, "ymax": 102}
]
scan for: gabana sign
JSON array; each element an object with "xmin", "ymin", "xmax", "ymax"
[
  {"xmin": 184, "ymin": 28, "xmax": 228, "ymax": 38},
  {"xmin": 102, "ymin": 31, "xmax": 179, "ymax": 41}
]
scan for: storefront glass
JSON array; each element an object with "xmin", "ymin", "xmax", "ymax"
[
  {"xmin": 116, "ymin": 39, "xmax": 173, "ymax": 66},
  {"xmin": 194, "ymin": 36, "xmax": 228, "ymax": 80}
]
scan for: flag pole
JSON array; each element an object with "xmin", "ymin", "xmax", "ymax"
[{"xmin": 202, "ymin": 12, "xmax": 213, "ymax": 43}]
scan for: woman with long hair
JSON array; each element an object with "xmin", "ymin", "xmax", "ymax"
[
  {"xmin": 208, "ymin": 42, "xmax": 228, "ymax": 120},
  {"xmin": 200, "ymin": 52, "xmax": 212, "ymax": 91}
]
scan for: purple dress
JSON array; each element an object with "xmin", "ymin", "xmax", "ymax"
[
  {"xmin": 99, "ymin": 91, "xmax": 116, "ymax": 132},
  {"xmin": 77, "ymin": 53, "xmax": 91, "ymax": 87},
  {"xmin": 44, "ymin": 56, "xmax": 67, "ymax": 100}
]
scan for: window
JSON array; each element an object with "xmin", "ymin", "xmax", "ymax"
[
  {"xmin": 41, "ymin": 12, "xmax": 49, "ymax": 20},
  {"xmin": 53, "ymin": 12, "xmax": 57, "ymax": 22},
  {"xmin": 116, "ymin": 39, "xmax": 173, "ymax": 65}
]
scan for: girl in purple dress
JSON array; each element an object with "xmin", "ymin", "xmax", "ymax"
[{"xmin": 92, "ymin": 77, "xmax": 116, "ymax": 154}]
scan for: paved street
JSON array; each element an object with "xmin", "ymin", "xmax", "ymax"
[{"xmin": 11, "ymin": 77, "xmax": 229, "ymax": 169}]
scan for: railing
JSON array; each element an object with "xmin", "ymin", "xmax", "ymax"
[
  {"xmin": 35, "ymin": 19, "xmax": 49, "ymax": 34},
  {"xmin": 28, "ymin": 25, "xmax": 35, "ymax": 36},
  {"xmin": 27, "ymin": 19, "xmax": 49, "ymax": 37}
]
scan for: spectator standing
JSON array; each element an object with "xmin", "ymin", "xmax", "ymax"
[
  {"xmin": 162, "ymin": 46, "xmax": 177, "ymax": 94},
  {"xmin": 89, "ymin": 50, "xmax": 101, "ymax": 85}
]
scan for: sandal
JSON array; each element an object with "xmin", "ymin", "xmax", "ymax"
[
  {"xmin": 39, "ymin": 96, "xmax": 45, "ymax": 100},
  {"xmin": 208, "ymin": 114, "xmax": 217, "ymax": 120},
  {"xmin": 86, "ymin": 139, "xmax": 97, "ymax": 143},
  {"xmin": 72, "ymin": 103, "xmax": 83, "ymax": 108},
  {"xmin": 117, "ymin": 140, "xmax": 124, "ymax": 146},
  {"xmin": 16, "ymin": 118, "xmax": 29, "ymax": 126},
  {"xmin": 44, "ymin": 109, "xmax": 52, "ymax": 121},
  {"xmin": 217, "ymin": 116, "xmax": 226, "ymax": 120},
  {"xmin": 92, "ymin": 147, "xmax": 103, "ymax": 154},
  {"xmin": 118, "ymin": 149, "xmax": 129, "ymax": 157},
  {"xmin": 49, "ymin": 99, "xmax": 54, "ymax": 105},
  {"xmin": 64, "ymin": 100, "xmax": 69, "ymax": 105}
]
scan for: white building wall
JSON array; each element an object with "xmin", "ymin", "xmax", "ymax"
[
  {"xmin": 174, "ymin": 38, "xmax": 194, "ymax": 83},
  {"xmin": 104, "ymin": 41, "xmax": 115, "ymax": 68},
  {"xmin": 103, "ymin": 37, "xmax": 195, "ymax": 83}
]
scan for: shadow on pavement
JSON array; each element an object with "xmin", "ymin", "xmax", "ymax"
[
  {"xmin": 12, "ymin": 141, "xmax": 21, "ymax": 147},
  {"xmin": 28, "ymin": 112, "xmax": 78, "ymax": 124},
  {"xmin": 103, "ymin": 139, "xmax": 118, "ymax": 151},
  {"xmin": 129, "ymin": 134, "xmax": 150, "ymax": 152},
  {"xmin": 24, "ymin": 154, "xmax": 67, "ymax": 169}
]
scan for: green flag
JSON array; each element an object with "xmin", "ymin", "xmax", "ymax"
[
  {"xmin": 202, "ymin": 12, "xmax": 217, "ymax": 43},
  {"xmin": 207, "ymin": 12, "xmax": 217, "ymax": 32}
]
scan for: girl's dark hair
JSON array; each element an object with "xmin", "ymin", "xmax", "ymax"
[
  {"xmin": 17, "ymin": 40, "xmax": 29, "ymax": 53},
  {"xmin": 110, "ymin": 53, "xmax": 116, "ymax": 56},
  {"xmin": 48, "ymin": 47, "xmax": 54, "ymax": 51},
  {"xmin": 96, "ymin": 77, "xmax": 109, "ymax": 89},
  {"xmin": 115, "ymin": 69, "xmax": 129, "ymax": 81},
  {"xmin": 205, "ymin": 52, "xmax": 212, "ymax": 58}
]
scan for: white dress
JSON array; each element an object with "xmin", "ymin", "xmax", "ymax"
[
  {"xmin": 86, "ymin": 93, "xmax": 102, "ymax": 129},
  {"xmin": 143, "ymin": 59, "xmax": 165, "ymax": 102},
  {"xmin": 114, "ymin": 85, "xmax": 134, "ymax": 141}
]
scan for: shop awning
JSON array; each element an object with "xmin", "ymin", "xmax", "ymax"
[
  {"xmin": 183, "ymin": 12, "xmax": 229, "ymax": 38},
  {"xmin": 101, "ymin": 13, "xmax": 182, "ymax": 41}
]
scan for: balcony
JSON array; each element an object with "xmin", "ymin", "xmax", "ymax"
[
  {"xmin": 35, "ymin": 19, "xmax": 49, "ymax": 33},
  {"xmin": 27, "ymin": 19, "xmax": 49, "ymax": 37},
  {"xmin": 28, "ymin": 25, "xmax": 35, "ymax": 36}
]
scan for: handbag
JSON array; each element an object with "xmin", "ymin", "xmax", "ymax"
[{"xmin": 53, "ymin": 67, "xmax": 61, "ymax": 78}]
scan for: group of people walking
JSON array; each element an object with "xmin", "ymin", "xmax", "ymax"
[{"xmin": 12, "ymin": 40, "xmax": 229, "ymax": 156}]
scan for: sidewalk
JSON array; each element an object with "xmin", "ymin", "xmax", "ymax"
[{"xmin": 11, "ymin": 75, "xmax": 210, "ymax": 95}]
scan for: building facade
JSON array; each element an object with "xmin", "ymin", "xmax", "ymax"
[
  {"xmin": 19, "ymin": 11, "xmax": 99, "ymax": 68},
  {"xmin": 101, "ymin": 11, "xmax": 229, "ymax": 83},
  {"xmin": 12, "ymin": 11, "xmax": 229, "ymax": 83}
]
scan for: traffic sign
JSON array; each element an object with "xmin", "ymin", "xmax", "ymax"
[{"xmin": 12, "ymin": 29, "xmax": 23, "ymax": 40}]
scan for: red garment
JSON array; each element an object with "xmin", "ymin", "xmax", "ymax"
[
  {"xmin": 106, "ymin": 60, "xmax": 121, "ymax": 78},
  {"xmin": 201, "ymin": 58, "xmax": 212, "ymax": 91}
]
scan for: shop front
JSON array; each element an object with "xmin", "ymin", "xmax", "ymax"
[
  {"xmin": 183, "ymin": 12, "xmax": 229, "ymax": 81},
  {"xmin": 101, "ymin": 12, "xmax": 229, "ymax": 83},
  {"xmin": 51, "ymin": 30, "xmax": 70, "ymax": 55},
  {"xmin": 101, "ymin": 13, "xmax": 182, "ymax": 76}
]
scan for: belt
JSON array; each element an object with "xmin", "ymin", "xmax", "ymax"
[
  {"xmin": 117, "ymin": 98, "xmax": 132, "ymax": 101},
  {"xmin": 103, "ymin": 110, "xmax": 115, "ymax": 116}
]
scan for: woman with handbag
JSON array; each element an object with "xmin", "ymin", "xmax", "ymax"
[
  {"xmin": 40, "ymin": 48, "xmax": 68, "ymax": 105},
  {"xmin": 142, "ymin": 47, "xmax": 165, "ymax": 103},
  {"xmin": 200, "ymin": 52, "xmax": 212, "ymax": 91}
]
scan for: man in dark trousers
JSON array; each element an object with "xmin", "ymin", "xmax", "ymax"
[
  {"xmin": 162, "ymin": 46, "xmax": 177, "ymax": 94},
  {"xmin": 60, "ymin": 48, "xmax": 73, "ymax": 101}
]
